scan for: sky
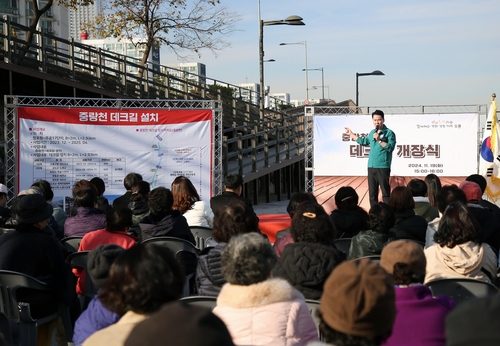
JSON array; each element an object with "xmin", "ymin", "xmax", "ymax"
[{"xmin": 161, "ymin": 0, "xmax": 500, "ymax": 107}]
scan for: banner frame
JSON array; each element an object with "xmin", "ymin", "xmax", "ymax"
[{"xmin": 3, "ymin": 96, "xmax": 223, "ymax": 203}]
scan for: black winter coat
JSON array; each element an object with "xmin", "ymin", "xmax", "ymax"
[
  {"xmin": 330, "ymin": 207, "xmax": 369, "ymax": 239},
  {"xmin": 273, "ymin": 242, "xmax": 345, "ymax": 300},
  {"xmin": 389, "ymin": 209, "xmax": 427, "ymax": 243},
  {"xmin": 196, "ymin": 243, "xmax": 227, "ymax": 296}
]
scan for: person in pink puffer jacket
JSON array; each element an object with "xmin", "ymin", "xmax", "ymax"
[{"xmin": 213, "ymin": 233, "xmax": 319, "ymax": 346}]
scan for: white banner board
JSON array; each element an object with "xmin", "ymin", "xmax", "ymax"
[
  {"xmin": 18, "ymin": 107, "xmax": 213, "ymax": 204},
  {"xmin": 314, "ymin": 113, "xmax": 478, "ymax": 176}
]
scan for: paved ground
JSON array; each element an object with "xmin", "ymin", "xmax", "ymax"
[{"xmin": 253, "ymin": 199, "xmax": 290, "ymax": 215}]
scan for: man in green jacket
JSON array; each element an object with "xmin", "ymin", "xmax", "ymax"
[{"xmin": 345, "ymin": 110, "xmax": 396, "ymax": 207}]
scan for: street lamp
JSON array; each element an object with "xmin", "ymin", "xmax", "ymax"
[
  {"xmin": 355, "ymin": 70, "xmax": 385, "ymax": 107},
  {"xmin": 303, "ymin": 67, "xmax": 324, "ymax": 101},
  {"xmin": 280, "ymin": 41, "xmax": 308, "ymax": 101},
  {"xmin": 259, "ymin": 1, "xmax": 304, "ymax": 120},
  {"xmin": 311, "ymin": 85, "xmax": 330, "ymax": 101}
]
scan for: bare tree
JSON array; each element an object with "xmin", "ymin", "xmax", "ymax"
[
  {"xmin": 23, "ymin": 0, "xmax": 92, "ymax": 52},
  {"xmin": 84, "ymin": 0, "xmax": 239, "ymax": 77}
]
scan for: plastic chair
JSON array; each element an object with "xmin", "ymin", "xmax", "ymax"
[
  {"xmin": 0, "ymin": 270, "xmax": 73, "ymax": 345},
  {"xmin": 305, "ymin": 299, "xmax": 323, "ymax": 341},
  {"xmin": 426, "ymin": 278, "xmax": 498, "ymax": 304},
  {"xmin": 189, "ymin": 226, "xmax": 214, "ymax": 250},
  {"xmin": 180, "ymin": 296, "xmax": 217, "ymax": 310},
  {"xmin": 333, "ymin": 238, "xmax": 352, "ymax": 254},
  {"xmin": 142, "ymin": 237, "xmax": 199, "ymax": 297},
  {"xmin": 0, "ymin": 311, "xmax": 14, "ymax": 346},
  {"xmin": 66, "ymin": 251, "xmax": 98, "ymax": 311},
  {"xmin": 61, "ymin": 236, "xmax": 83, "ymax": 253}
]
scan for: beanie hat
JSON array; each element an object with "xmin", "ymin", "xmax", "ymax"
[
  {"xmin": 459, "ymin": 181, "xmax": 482, "ymax": 203},
  {"xmin": 87, "ymin": 244, "xmax": 125, "ymax": 288},
  {"xmin": 124, "ymin": 301, "xmax": 235, "ymax": 346},
  {"xmin": 13, "ymin": 194, "xmax": 53, "ymax": 224},
  {"xmin": 380, "ymin": 239, "xmax": 426, "ymax": 278},
  {"xmin": 0, "ymin": 184, "xmax": 8, "ymax": 195},
  {"xmin": 320, "ymin": 258, "xmax": 396, "ymax": 338},
  {"xmin": 446, "ymin": 295, "xmax": 500, "ymax": 346}
]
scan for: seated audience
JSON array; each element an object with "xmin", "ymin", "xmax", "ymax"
[
  {"xmin": 445, "ymin": 294, "xmax": 500, "ymax": 346},
  {"xmin": 349, "ymin": 202, "xmax": 395, "ymax": 259},
  {"xmin": 125, "ymin": 301, "xmax": 235, "ymax": 346},
  {"xmin": 274, "ymin": 201, "xmax": 344, "ymax": 299},
  {"xmin": 273, "ymin": 191, "xmax": 317, "ymax": 257},
  {"xmin": 31, "ymin": 179, "xmax": 66, "ymax": 236},
  {"xmin": 309, "ymin": 259, "xmax": 396, "ymax": 346},
  {"xmin": 128, "ymin": 181, "xmax": 151, "ymax": 239},
  {"xmin": 75, "ymin": 208, "xmax": 137, "ymax": 295},
  {"xmin": 425, "ymin": 185, "xmax": 467, "ymax": 248},
  {"xmin": 73, "ymin": 245, "xmax": 124, "ymax": 345},
  {"xmin": 380, "ymin": 240, "xmax": 455, "ymax": 346},
  {"xmin": 171, "ymin": 175, "xmax": 213, "ymax": 228},
  {"xmin": 466, "ymin": 174, "xmax": 500, "ymax": 221},
  {"xmin": 210, "ymin": 174, "xmax": 254, "ymax": 215},
  {"xmin": 425, "ymin": 174, "xmax": 442, "ymax": 208},
  {"xmin": 82, "ymin": 242, "xmax": 185, "ymax": 346},
  {"xmin": 459, "ymin": 181, "xmax": 500, "ymax": 254},
  {"xmin": 79, "ymin": 208, "xmax": 137, "ymax": 250},
  {"xmin": 70, "ymin": 179, "xmax": 99, "ymax": 216},
  {"xmin": 213, "ymin": 233, "xmax": 319, "ymax": 345},
  {"xmin": 0, "ymin": 194, "xmax": 74, "ymax": 319},
  {"xmin": 90, "ymin": 177, "xmax": 113, "ymax": 214},
  {"xmin": 139, "ymin": 186, "xmax": 195, "ymax": 244},
  {"xmin": 197, "ymin": 199, "xmax": 261, "ymax": 296},
  {"xmin": 113, "ymin": 172, "xmax": 143, "ymax": 210},
  {"xmin": 407, "ymin": 178, "xmax": 439, "ymax": 222},
  {"xmin": 388, "ymin": 186, "xmax": 428, "ymax": 243},
  {"xmin": 64, "ymin": 187, "xmax": 106, "ymax": 237},
  {"xmin": 330, "ymin": 186, "xmax": 369, "ymax": 239},
  {"xmin": 424, "ymin": 201, "xmax": 497, "ymax": 284}
]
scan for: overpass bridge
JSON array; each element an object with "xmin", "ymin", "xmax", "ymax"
[{"xmin": 0, "ymin": 17, "xmax": 317, "ymax": 205}]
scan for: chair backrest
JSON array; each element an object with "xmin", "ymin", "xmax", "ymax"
[
  {"xmin": 189, "ymin": 226, "xmax": 214, "ymax": 250},
  {"xmin": 141, "ymin": 236, "xmax": 199, "ymax": 256},
  {"xmin": 61, "ymin": 236, "xmax": 83, "ymax": 253},
  {"xmin": 333, "ymin": 238, "xmax": 352, "ymax": 254},
  {"xmin": 0, "ymin": 270, "xmax": 49, "ymax": 323},
  {"xmin": 141, "ymin": 237, "xmax": 199, "ymax": 297},
  {"xmin": 305, "ymin": 299, "xmax": 323, "ymax": 341},
  {"xmin": 180, "ymin": 296, "xmax": 217, "ymax": 310},
  {"xmin": 66, "ymin": 251, "xmax": 99, "ymax": 304},
  {"xmin": 0, "ymin": 270, "xmax": 73, "ymax": 344},
  {"xmin": 426, "ymin": 278, "xmax": 498, "ymax": 304}
]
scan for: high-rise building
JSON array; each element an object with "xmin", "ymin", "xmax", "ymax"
[
  {"xmin": 0, "ymin": 0, "xmax": 69, "ymax": 45},
  {"xmin": 165, "ymin": 62, "xmax": 207, "ymax": 92},
  {"xmin": 68, "ymin": 0, "xmax": 102, "ymax": 42},
  {"xmin": 236, "ymin": 83, "xmax": 260, "ymax": 106}
]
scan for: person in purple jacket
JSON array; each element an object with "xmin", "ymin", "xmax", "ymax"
[
  {"xmin": 73, "ymin": 244, "xmax": 124, "ymax": 345},
  {"xmin": 380, "ymin": 240, "xmax": 455, "ymax": 346},
  {"xmin": 64, "ymin": 188, "xmax": 106, "ymax": 237}
]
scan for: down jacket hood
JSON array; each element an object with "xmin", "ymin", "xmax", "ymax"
[
  {"xmin": 217, "ymin": 278, "xmax": 304, "ymax": 308},
  {"xmin": 435, "ymin": 242, "xmax": 484, "ymax": 275}
]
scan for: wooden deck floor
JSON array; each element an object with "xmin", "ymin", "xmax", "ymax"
[{"xmin": 314, "ymin": 176, "xmax": 467, "ymax": 214}]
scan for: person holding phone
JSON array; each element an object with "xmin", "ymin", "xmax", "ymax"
[{"xmin": 345, "ymin": 110, "xmax": 396, "ymax": 207}]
